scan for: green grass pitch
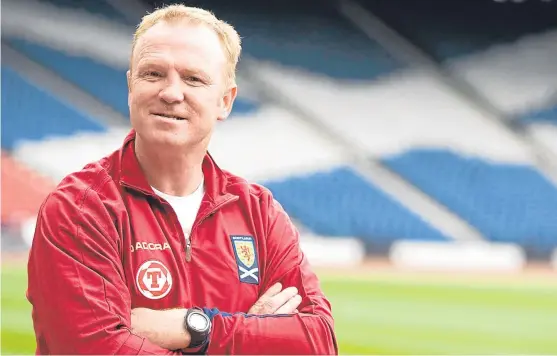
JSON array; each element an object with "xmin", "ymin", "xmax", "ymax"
[{"xmin": 2, "ymin": 263, "xmax": 557, "ymax": 355}]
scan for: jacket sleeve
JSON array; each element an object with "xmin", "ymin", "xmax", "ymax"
[
  {"xmin": 26, "ymin": 188, "xmax": 182, "ymax": 355},
  {"xmin": 203, "ymin": 191, "xmax": 338, "ymax": 355}
]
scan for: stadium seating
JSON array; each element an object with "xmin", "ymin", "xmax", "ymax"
[
  {"xmin": 3, "ymin": 0, "xmax": 557, "ymax": 263},
  {"xmin": 180, "ymin": 0, "xmax": 402, "ymax": 80},
  {"xmin": 360, "ymin": 0, "xmax": 557, "ymax": 60},
  {"xmin": 40, "ymin": 0, "xmax": 127, "ymax": 21},
  {"xmin": 1, "ymin": 65, "xmax": 105, "ymax": 150},
  {"xmin": 382, "ymin": 149, "xmax": 557, "ymax": 258},
  {"xmin": 11, "ymin": 128, "xmax": 129, "ymax": 184},
  {"xmin": 209, "ymin": 106, "xmax": 347, "ymax": 181},
  {"xmin": 520, "ymin": 104, "xmax": 557, "ymax": 125},
  {"xmin": 358, "ymin": 0, "xmax": 557, "ymax": 120},
  {"xmin": 449, "ymin": 29, "xmax": 557, "ymax": 117},
  {"xmin": 8, "ymin": 38, "xmax": 130, "ymax": 117},
  {"xmin": 7, "ymin": 38, "xmax": 261, "ymax": 118},
  {"xmin": 264, "ymin": 166, "xmax": 450, "ymax": 251},
  {"xmin": 1, "ymin": 151, "xmax": 54, "ymax": 225}
]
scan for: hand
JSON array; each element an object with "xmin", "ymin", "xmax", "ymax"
[
  {"xmin": 131, "ymin": 307, "xmax": 190, "ymax": 350},
  {"xmin": 248, "ymin": 282, "xmax": 302, "ymax": 315}
]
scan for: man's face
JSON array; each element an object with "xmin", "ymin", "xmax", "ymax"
[{"xmin": 127, "ymin": 21, "xmax": 236, "ymax": 148}]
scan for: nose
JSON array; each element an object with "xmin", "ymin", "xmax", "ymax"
[{"xmin": 159, "ymin": 77, "xmax": 184, "ymax": 104}]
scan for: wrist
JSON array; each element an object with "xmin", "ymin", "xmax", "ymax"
[
  {"xmin": 182, "ymin": 307, "xmax": 211, "ymax": 351},
  {"xmin": 160, "ymin": 309, "xmax": 191, "ymax": 351},
  {"xmin": 180, "ymin": 310, "xmax": 192, "ymax": 348}
]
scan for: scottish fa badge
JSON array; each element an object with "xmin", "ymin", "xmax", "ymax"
[{"xmin": 231, "ymin": 235, "xmax": 259, "ymax": 284}]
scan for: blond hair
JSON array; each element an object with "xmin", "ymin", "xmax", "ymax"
[{"xmin": 131, "ymin": 4, "xmax": 242, "ymax": 86}]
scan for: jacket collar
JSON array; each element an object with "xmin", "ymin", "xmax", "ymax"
[{"xmin": 118, "ymin": 130, "xmax": 230, "ymax": 201}]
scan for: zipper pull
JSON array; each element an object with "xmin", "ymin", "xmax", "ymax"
[{"xmin": 185, "ymin": 233, "xmax": 192, "ymax": 262}]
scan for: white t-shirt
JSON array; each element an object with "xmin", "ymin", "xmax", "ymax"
[{"xmin": 151, "ymin": 179, "xmax": 205, "ymax": 237}]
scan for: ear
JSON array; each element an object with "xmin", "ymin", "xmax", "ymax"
[
  {"xmin": 126, "ymin": 70, "xmax": 133, "ymax": 109},
  {"xmin": 126, "ymin": 70, "xmax": 132, "ymax": 92},
  {"xmin": 218, "ymin": 85, "xmax": 237, "ymax": 121}
]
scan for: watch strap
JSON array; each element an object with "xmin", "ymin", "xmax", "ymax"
[{"xmin": 184, "ymin": 308, "xmax": 211, "ymax": 349}]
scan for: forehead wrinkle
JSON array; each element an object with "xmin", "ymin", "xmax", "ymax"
[
  {"xmin": 136, "ymin": 49, "xmax": 172, "ymax": 68},
  {"xmin": 132, "ymin": 22, "xmax": 228, "ymax": 83},
  {"xmin": 136, "ymin": 52, "xmax": 212, "ymax": 81}
]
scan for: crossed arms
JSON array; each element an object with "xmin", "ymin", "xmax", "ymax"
[
  {"xmin": 27, "ymin": 190, "xmax": 338, "ymax": 355},
  {"xmin": 130, "ymin": 282, "xmax": 303, "ymax": 351}
]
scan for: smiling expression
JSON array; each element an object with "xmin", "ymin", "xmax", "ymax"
[{"xmin": 127, "ymin": 20, "xmax": 236, "ymax": 148}]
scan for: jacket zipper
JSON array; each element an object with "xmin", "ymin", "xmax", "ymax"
[
  {"xmin": 185, "ymin": 195, "xmax": 238, "ymax": 262},
  {"xmin": 185, "ymin": 233, "xmax": 192, "ymax": 262},
  {"xmin": 121, "ymin": 181, "xmax": 236, "ymax": 262}
]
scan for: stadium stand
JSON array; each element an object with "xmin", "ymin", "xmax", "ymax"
[
  {"xmin": 382, "ymin": 149, "xmax": 557, "ymax": 259},
  {"xmin": 8, "ymin": 38, "xmax": 130, "ymax": 117},
  {"xmin": 1, "ymin": 151, "xmax": 54, "ymax": 224},
  {"xmin": 264, "ymin": 167, "xmax": 450, "ymax": 249},
  {"xmin": 359, "ymin": 0, "xmax": 557, "ymax": 61},
  {"xmin": 521, "ymin": 103, "xmax": 557, "ymax": 125},
  {"xmin": 37, "ymin": 0, "xmax": 128, "ymax": 21},
  {"xmin": 7, "ymin": 38, "xmax": 262, "ymax": 119},
  {"xmin": 1, "ymin": 151, "xmax": 55, "ymax": 251},
  {"xmin": 351, "ymin": 0, "xmax": 557, "ymax": 120},
  {"xmin": 448, "ymin": 29, "xmax": 557, "ymax": 117},
  {"xmin": 164, "ymin": 0, "xmax": 403, "ymax": 80},
  {"xmin": 1, "ymin": 65, "xmax": 105, "ymax": 151},
  {"xmin": 3, "ymin": 0, "xmax": 557, "ymax": 268}
]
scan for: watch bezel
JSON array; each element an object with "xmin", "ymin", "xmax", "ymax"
[{"xmin": 186, "ymin": 310, "xmax": 210, "ymax": 333}]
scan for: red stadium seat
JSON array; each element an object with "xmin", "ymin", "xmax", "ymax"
[{"xmin": 1, "ymin": 151, "xmax": 55, "ymax": 225}]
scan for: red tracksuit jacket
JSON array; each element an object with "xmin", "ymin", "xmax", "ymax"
[{"xmin": 26, "ymin": 130, "xmax": 338, "ymax": 355}]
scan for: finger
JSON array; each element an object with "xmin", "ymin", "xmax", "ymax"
[
  {"xmin": 274, "ymin": 295, "xmax": 302, "ymax": 314},
  {"xmin": 248, "ymin": 286, "xmax": 298, "ymax": 315},
  {"xmin": 269, "ymin": 287, "xmax": 298, "ymax": 311},
  {"xmin": 248, "ymin": 285, "xmax": 299, "ymax": 315},
  {"xmin": 247, "ymin": 283, "xmax": 285, "ymax": 314},
  {"xmin": 260, "ymin": 282, "xmax": 282, "ymax": 298}
]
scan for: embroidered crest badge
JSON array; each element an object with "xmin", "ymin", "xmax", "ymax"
[{"xmin": 230, "ymin": 235, "xmax": 259, "ymax": 284}]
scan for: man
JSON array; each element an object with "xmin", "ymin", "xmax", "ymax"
[{"xmin": 26, "ymin": 4, "xmax": 338, "ymax": 355}]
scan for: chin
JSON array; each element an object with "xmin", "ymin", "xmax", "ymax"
[
  {"xmin": 154, "ymin": 132, "xmax": 191, "ymax": 147},
  {"xmin": 136, "ymin": 127, "xmax": 186, "ymax": 146}
]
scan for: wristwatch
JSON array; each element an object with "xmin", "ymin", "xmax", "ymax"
[{"xmin": 184, "ymin": 308, "xmax": 211, "ymax": 348}]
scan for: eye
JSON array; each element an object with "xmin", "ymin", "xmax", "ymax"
[
  {"xmin": 184, "ymin": 76, "xmax": 204, "ymax": 84},
  {"xmin": 141, "ymin": 71, "xmax": 163, "ymax": 79}
]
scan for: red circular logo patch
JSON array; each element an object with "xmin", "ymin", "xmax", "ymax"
[{"xmin": 136, "ymin": 260, "xmax": 173, "ymax": 300}]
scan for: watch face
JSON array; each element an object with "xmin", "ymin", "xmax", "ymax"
[{"xmin": 188, "ymin": 312, "xmax": 209, "ymax": 332}]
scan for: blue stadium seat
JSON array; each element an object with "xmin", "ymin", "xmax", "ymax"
[
  {"xmin": 1, "ymin": 66, "xmax": 105, "ymax": 150},
  {"xmin": 241, "ymin": 24, "xmax": 401, "ymax": 80},
  {"xmin": 40, "ymin": 0, "xmax": 128, "ymax": 22},
  {"xmin": 520, "ymin": 104, "xmax": 557, "ymax": 124},
  {"xmin": 231, "ymin": 97, "xmax": 259, "ymax": 116},
  {"xmin": 8, "ymin": 38, "xmax": 130, "ymax": 118},
  {"xmin": 382, "ymin": 149, "xmax": 557, "ymax": 258},
  {"xmin": 263, "ymin": 167, "xmax": 449, "ymax": 251}
]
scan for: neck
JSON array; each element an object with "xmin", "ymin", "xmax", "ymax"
[{"xmin": 135, "ymin": 136, "xmax": 205, "ymax": 197}]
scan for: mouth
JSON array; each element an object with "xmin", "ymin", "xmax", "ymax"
[{"xmin": 152, "ymin": 113, "xmax": 186, "ymax": 121}]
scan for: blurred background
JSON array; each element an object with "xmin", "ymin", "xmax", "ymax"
[{"xmin": 2, "ymin": 0, "xmax": 557, "ymax": 354}]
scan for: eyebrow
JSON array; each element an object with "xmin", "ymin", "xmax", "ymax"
[
  {"xmin": 136, "ymin": 60, "xmax": 167, "ymax": 70},
  {"xmin": 136, "ymin": 60, "xmax": 212, "ymax": 79}
]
